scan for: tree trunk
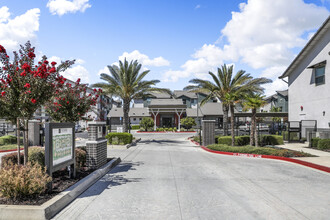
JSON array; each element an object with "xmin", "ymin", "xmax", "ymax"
[
  {"xmin": 250, "ymin": 109, "xmax": 256, "ymax": 146},
  {"xmin": 123, "ymin": 99, "xmax": 130, "ymax": 133},
  {"xmin": 23, "ymin": 119, "xmax": 29, "ymax": 165},
  {"xmin": 255, "ymin": 114, "xmax": 259, "ymax": 148},
  {"xmin": 222, "ymin": 104, "xmax": 229, "ymax": 136},
  {"xmin": 230, "ymin": 105, "xmax": 235, "ymax": 147},
  {"xmin": 16, "ymin": 118, "xmax": 21, "ymax": 165}
]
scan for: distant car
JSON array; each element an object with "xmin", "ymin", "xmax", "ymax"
[
  {"xmin": 75, "ymin": 125, "xmax": 82, "ymax": 133},
  {"xmin": 257, "ymin": 123, "xmax": 269, "ymax": 131}
]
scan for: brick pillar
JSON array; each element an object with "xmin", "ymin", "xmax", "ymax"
[
  {"xmin": 202, "ymin": 120, "xmax": 215, "ymax": 146},
  {"xmin": 86, "ymin": 122, "xmax": 107, "ymax": 169}
]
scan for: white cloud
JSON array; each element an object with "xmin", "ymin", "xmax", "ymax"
[
  {"xmin": 0, "ymin": 7, "xmax": 40, "ymax": 52},
  {"xmin": 118, "ymin": 50, "xmax": 170, "ymax": 67},
  {"xmin": 263, "ymin": 78, "xmax": 288, "ymax": 97},
  {"xmin": 220, "ymin": 0, "xmax": 329, "ymax": 69},
  {"xmin": 163, "ymin": 70, "xmax": 190, "ymax": 83},
  {"xmin": 97, "ymin": 66, "xmax": 110, "ymax": 76},
  {"xmin": 162, "ymin": 0, "xmax": 329, "ymax": 95},
  {"xmin": 48, "ymin": 56, "xmax": 90, "ymax": 82},
  {"xmin": 195, "ymin": 5, "xmax": 201, "ymax": 9},
  {"xmin": 47, "ymin": 0, "xmax": 91, "ymax": 16}
]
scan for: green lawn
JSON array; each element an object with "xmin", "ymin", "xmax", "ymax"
[
  {"xmin": 207, "ymin": 144, "xmax": 315, "ymax": 158},
  {"xmin": 0, "ymin": 144, "xmax": 20, "ymax": 151}
]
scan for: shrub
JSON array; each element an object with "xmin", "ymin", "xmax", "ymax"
[
  {"xmin": 260, "ymin": 135, "xmax": 284, "ymax": 146},
  {"xmin": 311, "ymin": 137, "xmax": 320, "ymax": 148},
  {"xmin": 0, "ymin": 162, "xmax": 52, "ymax": 199},
  {"xmin": 106, "ymin": 132, "xmax": 133, "ymax": 145},
  {"xmin": 317, "ymin": 139, "xmax": 330, "ymax": 150},
  {"xmin": 75, "ymin": 147, "xmax": 86, "ymax": 169},
  {"xmin": 173, "ymin": 127, "xmax": 177, "ymax": 132},
  {"xmin": 1, "ymin": 152, "xmax": 24, "ymax": 167},
  {"xmin": 131, "ymin": 125, "xmax": 140, "ymax": 130},
  {"xmin": 28, "ymin": 146, "xmax": 45, "ymax": 167},
  {"xmin": 180, "ymin": 128, "xmax": 185, "ymax": 132},
  {"xmin": 139, "ymin": 117, "xmax": 154, "ymax": 131},
  {"xmin": 180, "ymin": 117, "xmax": 196, "ymax": 129}
]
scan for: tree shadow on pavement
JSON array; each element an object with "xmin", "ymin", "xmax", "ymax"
[
  {"xmin": 79, "ymin": 161, "xmax": 143, "ymax": 198},
  {"xmin": 139, "ymin": 139, "xmax": 182, "ymax": 145}
]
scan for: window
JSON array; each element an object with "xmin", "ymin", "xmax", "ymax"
[
  {"xmin": 133, "ymin": 118, "xmax": 136, "ymax": 121},
  {"xmin": 315, "ymin": 66, "xmax": 325, "ymax": 85},
  {"xmin": 139, "ymin": 118, "xmax": 142, "ymax": 120},
  {"xmin": 182, "ymin": 99, "xmax": 186, "ymax": 104}
]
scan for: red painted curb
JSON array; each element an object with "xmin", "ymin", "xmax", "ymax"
[
  {"xmin": 0, "ymin": 148, "xmax": 24, "ymax": 153},
  {"xmin": 189, "ymin": 139, "xmax": 330, "ymax": 173}
]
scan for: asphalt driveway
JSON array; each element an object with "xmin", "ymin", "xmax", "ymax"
[{"xmin": 54, "ymin": 133, "xmax": 330, "ymax": 219}]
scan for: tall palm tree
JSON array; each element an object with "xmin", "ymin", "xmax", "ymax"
[
  {"xmin": 92, "ymin": 59, "xmax": 171, "ymax": 133},
  {"xmin": 243, "ymin": 93, "xmax": 267, "ymax": 147},
  {"xmin": 184, "ymin": 64, "xmax": 271, "ymax": 146}
]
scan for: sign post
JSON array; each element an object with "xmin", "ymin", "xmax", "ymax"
[{"xmin": 45, "ymin": 123, "xmax": 76, "ymax": 183}]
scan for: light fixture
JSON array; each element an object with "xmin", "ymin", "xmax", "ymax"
[{"xmin": 323, "ymin": 111, "xmax": 325, "ymax": 116}]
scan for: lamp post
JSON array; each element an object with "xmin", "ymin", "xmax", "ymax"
[{"xmin": 196, "ymin": 93, "xmax": 202, "ymax": 145}]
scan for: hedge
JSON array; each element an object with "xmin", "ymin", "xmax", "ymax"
[
  {"xmin": 311, "ymin": 137, "xmax": 320, "ymax": 148},
  {"xmin": 218, "ymin": 135, "xmax": 283, "ymax": 146},
  {"xmin": 317, "ymin": 139, "xmax": 330, "ymax": 150},
  {"xmin": 106, "ymin": 132, "xmax": 133, "ymax": 145},
  {"xmin": 218, "ymin": 136, "xmax": 250, "ymax": 146},
  {"xmin": 131, "ymin": 125, "xmax": 140, "ymax": 130},
  {"xmin": 0, "ymin": 135, "xmax": 18, "ymax": 145},
  {"xmin": 260, "ymin": 135, "xmax": 284, "ymax": 146}
]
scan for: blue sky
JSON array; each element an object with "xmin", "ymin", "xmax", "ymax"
[{"xmin": 0, "ymin": 0, "xmax": 329, "ymax": 96}]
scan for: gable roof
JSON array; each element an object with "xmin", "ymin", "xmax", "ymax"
[
  {"xmin": 173, "ymin": 90, "xmax": 197, "ymax": 99},
  {"xmin": 279, "ymin": 16, "xmax": 330, "ymax": 79},
  {"xmin": 276, "ymin": 90, "xmax": 288, "ymax": 97},
  {"xmin": 147, "ymin": 92, "xmax": 172, "ymax": 99}
]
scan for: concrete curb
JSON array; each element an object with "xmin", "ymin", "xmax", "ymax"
[
  {"xmin": 126, "ymin": 138, "xmax": 141, "ymax": 149},
  {"xmin": 189, "ymin": 139, "xmax": 330, "ymax": 173},
  {"xmin": 0, "ymin": 157, "xmax": 121, "ymax": 220}
]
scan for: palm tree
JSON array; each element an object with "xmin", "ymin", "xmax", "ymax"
[
  {"xmin": 243, "ymin": 93, "xmax": 267, "ymax": 147},
  {"xmin": 92, "ymin": 59, "xmax": 171, "ymax": 133},
  {"xmin": 185, "ymin": 64, "xmax": 271, "ymax": 146}
]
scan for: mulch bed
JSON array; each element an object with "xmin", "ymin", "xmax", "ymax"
[{"xmin": 0, "ymin": 158, "xmax": 113, "ymax": 206}]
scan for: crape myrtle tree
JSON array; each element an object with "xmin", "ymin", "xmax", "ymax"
[
  {"xmin": 0, "ymin": 41, "xmax": 74, "ymax": 165},
  {"xmin": 45, "ymin": 78, "xmax": 102, "ymax": 123},
  {"xmin": 185, "ymin": 64, "xmax": 271, "ymax": 146},
  {"xmin": 92, "ymin": 59, "xmax": 171, "ymax": 133}
]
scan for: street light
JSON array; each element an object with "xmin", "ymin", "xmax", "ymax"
[{"xmin": 196, "ymin": 93, "xmax": 202, "ymax": 145}]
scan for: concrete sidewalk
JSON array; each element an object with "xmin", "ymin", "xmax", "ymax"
[{"xmin": 278, "ymin": 142, "xmax": 330, "ymax": 168}]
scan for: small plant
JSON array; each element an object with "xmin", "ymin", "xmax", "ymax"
[
  {"xmin": 28, "ymin": 146, "xmax": 45, "ymax": 167},
  {"xmin": 1, "ymin": 152, "xmax": 24, "ymax": 167},
  {"xmin": 0, "ymin": 162, "xmax": 52, "ymax": 199},
  {"xmin": 139, "ymin": 117, "xmax": 154, "ymax": 131}
]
